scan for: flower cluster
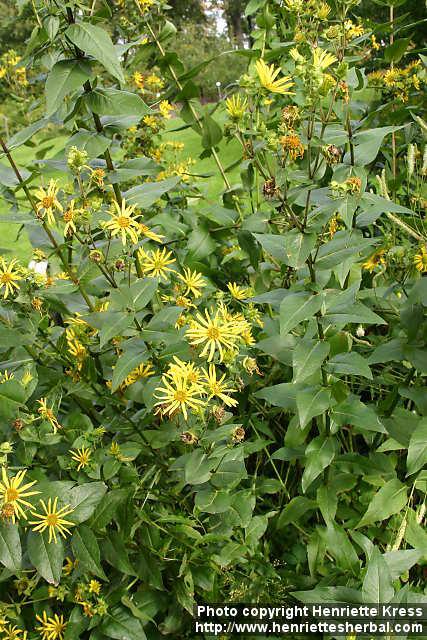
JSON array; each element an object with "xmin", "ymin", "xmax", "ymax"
[{"xmin": 368, "ymin": 61, "xmax": 425, "ymax": 102}]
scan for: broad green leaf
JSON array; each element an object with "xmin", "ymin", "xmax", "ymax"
[
  {"xmin": 384, "ymin": 38, "xmax": 410, "ymax": 63},
  {"xmin": 101, "ymin": 605, "xmax": 147, "ymax": 640},
  {"xmin": 332, "ymin": 396, "xmax": 386, "ymax": 434},
  {"xmin": 5, "ymin": 118, "xmax": 49, "ymax": 152},
  {"xmin": 201, "ymin": 114, "xmax": 223, "ymax": 149},
  {"xmin": 280, "ymin": 292, "xmax": 322, "ymax": 335},
  {"xmin": 89, "ymin": 489, "xmax": 128, "ymax": 530},
  {"xmin": 253, "ymin": 233, "xmax": 287, "ymax": 262},
  {"xmin": 45, "ymin": 60, "xmax": 91, "ymax": 115},
  {"xmin": 69, "ymin": 482, "xmax": 107, "ymax": 523},
  {"xmin": 104, "ymin": 531, "xmax": 136, "ymax": 575},
  {"xmin": 277, "ymin": 496, "xmax": 317, "ymax": 529},
  {"xmin": 293, "ymin": 339, "xmax": 330, "ymax": 383},
  {"xmin": 66, "ymin": 130, "xmax": 111, "ymax": 157},
  {"xmin": 71, "ymin": 525, "xmax": 107, "ymax": 579},
  {"xmin": 357, "ymin": 479, "xmax": 407, "ymax": 528},
  {"xmin": 211, "ymin": 449, "xmax": 247, "ymax": 489},
  {"xmin": 323, "ymin": 524, "xmax": 359, "ymax": 574},
  {"xmin": 348, "ymin": 126, "xmax": 405, "ymax": 166},
  {"xmin": 302, "ymin": 436, "xmax": 335, "ymax": 493},
  {"xmin": 183, "ymin": 450, "xmax": 213, "ymax": 485},
  {"xmin": 383, "ymin": 549, "xmax": 422, "ymax": 580},
  {"xmin": 283, "ymin": 231, "xmax": 317, "ymax": 269},
  {"xmin": 324, "ymin": 302, "xmax": 386, "ymax": 325},
  {"xmin": 327, "ymin": 352, "xmax": 372, "ymax": 379},
  {"xmin": 367, "ymin": 338, "xmax": 405, "ymax": 364},
  {"xmin": 66, "ymin": 23, "xmax": 124, "ymax": 84},
  {"xmin": 254, "ymin": 382, "xmax": 304, "ymax": 409},
  {"xmin": 187, "ymin": 225, "xmax": 217, "ymax": 260},
  {"xmin": 111, "ymin": 342, "xmax": 148, "ymax": 392},
  {"xmin": 0, "ymin": 522, "xmax": 21, "ymax": 572},
  {"xmin": 407, "ymin": 418, "xmax": 427, "ymax": 476},
  {"xmin": 27, "ymin": 532, "xmax": 63, "ymax": 584},
  {"xmin": 129, "ymin": 279, "xmax": 158, "ymax": 312},
  {"xmin": 85, "ymin": 88, "xmax": 150, "ymax": 118},
  {"xmin": 124, "ymin": 177, "xmax": 180, "ymax": 208},
  {"xmin": 316, "ymin": 232, "xmax": 366, "ymax": 270},
  {"xmin": 362, "ymin": 548, "xmax": 394, "ymax": 603},
  {"xmin": 296, "ymin": 386, "xmax": 331, "ymax": 429},
  {"xmin": 195, "ymin": 489, "xmax": 232, "ymax": 514},
  {"xmin": 99, "ymin": 312, "xmax": 135, "ymax": 348}
]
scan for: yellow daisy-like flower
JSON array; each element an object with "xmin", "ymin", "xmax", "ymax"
[
  {"xmin": 255, "ymin": 59, "xmax": 294, "ymax": 95},
  {"xmin": 0, "ymin": 468, "xmax": 39, "ymax": 522},
  {"xmin": 133, "ymin": 71, "xmax": 145, "ymax": 89},
  {"xmin": 70, "ymin": 447, "xmax": 92, "ymax": 471},
  {"xmin": 34, "ymin": 179, "xmax": 63, "ymax": 226},
  {"xmin": 88, "ymin": 579, "xmax": 101, "ymax": 595},
  {"xmin": 159, "ymin": 100, "xmax": 174, "ymax": 119},
  {"xmin": 226, "ymin": 94, "xmax": 247, "ymax": 120},
  {"xmin": 185, "ymin": 308, "xmax": 241, "ymax": 362},
  {"xmin": 103, "ymin": 199, "xmax": 140, "ymax": 246},
  {"xmin": 227, "ymin": 282, "xmax": 250, "ymax": 301},
  {"xmin": 202, "ymin": 364, "xmax": 238, "ymax": 407},
  {"xmin": 30, "ymin": 497, "xmax": 75, "ymax": 544},
  {"xmin": 414, "ymin": 246, "xmax": 427, "ymax": 272},
  {"xmin": 124, "ymin": 362, "xmax": 155, "ymax": 386},
  {"xmin": 154, "ymin": 374, "xmax": 204, "ymax": 421},
  {"xmin": 66, "ymin": 328, "xmax": 87, "ymax": 370},
  {"xmin": 37, "ymin": 397, "xmax": 61, "ymax": 433},
  {"xmin": 166, "ymin": 357, "xmax": 202, "ymax": 385},
  {"xmin": 312, "ymin": 48, "xmax": 337, "ymax": 71},
  {"xmin": 2, "ymin": 624, "xmax": 27, "ymax": 639},
  {"xmin": 146, "ymin": 73, "xmax": 164, "ymax": 90},
  {"xmin": 138, "ymin": 247, "xmax": 176, "ymax": 280},
  {"xmin": 35, "ymin": 612, "xmax": 67, "ymax": 640},
  {"xmin": 0, "ymin": 369, "xmax": 14, "ymax": 382},
  {"xmin": 63, "ymin": 556, "xmax": 76, "ymax": 576},
  {"xmin": 138, "ymin": 222, "xmax": 164, "ymax": 243},
  {"xmin": 62, "ymin": 200, "xmax": 83, "ymax": 237},
  {"xmin": 0, "ymin": 257, "xmax": 22, "ymax": 299},
  {"xmin": 177, "ymin": 267, "xmax": 207, "ymax": 298},
  {"xmin": 362, "ymin": 249, "xmax": 386, "ymax": 272}
]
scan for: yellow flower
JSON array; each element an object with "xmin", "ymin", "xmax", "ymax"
[
  {"xmin": 185, "ymin": 308, "xmax": 241, "ymax": 362},
  {"xmin": 177, "ymin": 267, "xmax": 206, "ymax": 298},
  {"xmin": 0, "ymin": 257, "xmax": 22, "ymax": 299},
  {"xmin": 133, "ymin": 71, "xmax": 145, "ymax": 89},
  {"xmin": 255, "ymin": 59, "xmax": 294, "ymax": 95},
  {"xmin": 103, "ymin": 199, "xmax": 140, "ymax": 246},
  {"xmin": 159, "ymin": 100, "xmax": 174, "ymax": 119},
  {"xmin": 124, "ymin": 362, "xmax": 155, "ymax": 386},
  {"xmin": 344, "ymin": 20, "xmax": 364, "ymax": 39},
  {"xmin": 280, "ymin": 134, "xmax": 305, "ymax": 160},
  {"xmin": 166, "ymin": 357, "xmax": 202, "ymax": 385},
  {"xmin": 362, "ymin": 249, "xmax": 386, "ymax": 272},
  {"xmin": 90, "ymin": 168, "xmax": 106, "ymax": 189},
  {"xmin": 66, "ymin": 328, "xmax": 87, "ymax": 370},
  {"xmin": 138, "ymin": 247, "xmax": 175, "ymax": 280},
  {"xmin": 371, "ymin": 35, "xmax": 380, "ymax": 51},
  {"xmin": 70, "ymin": 447, "xmax": 92, "ymax": 471},
  {"xmin": 35, "ymin": 612, "xmax": 67, "ymax": 640},
  {"xmin": 316, "ymin": 2, "xmax": 331, "ymax": 20},
  {"xmin": 0, "ymin": 468, "xmax": 39, "ymax": 522},
  {"xmin": 0, "ymin": 370, "xmax": 14, "ymax": 383},
  {"xmin": 414, "ymin": 246, "xmax": 427, "ymax": 272},
  {"xmin": 227, "ymin": 282, "xmax": 250, "ymax": 301},
  {"xmin": 63, "ymin": 200, "xmax": 83, "ymax": 237},
  {"xmin": 1, "ymin": 624, "xmax": 27, "ymax": 639},
  {"xmin": 37, "ymin": 397, "xmax": 62, "ymax": 433},
  {"xmin": 202, "ymin": 364, "xmax": 238, "ymax": 407},
  {"xmin": 138, "ymin": 222, "xmax": 164, "ymax": 243},
  {"xmin": 136, "ymin": 0, "xmax": 155, "ymax": 13},
  {"xmin": 143, "ymin": 115, "xmax": 159, "ymax": 129},
  {"xmin": 0, "ymin": 66, "xmax": 6, "ymax": 79},
  {"xmin": 155, "ymin": 373, "xmax": 204, "ymax": 421},
  {"xmin": 30, "ymin": 497, "xmax": 75, "ymax": 544},
  {"xmin": 226, "ymin": 94, "xmax": 247, "ymax": 120},
  {"xmin": 34, "ymin": 179, "xmax": 63, "ymax": 226},
  {"xmin": 88, "ymin": 579, "xmax": 101, "ymax": 594},
  {"xmin": 63, "ymin": 557, "xmax": 76, "ymax": 576},
  {"xmin": 146, "ymin": 73, "xmax": 164, "ymax": 90},
  {"xmin": 312, "ymin": 48, "xmax": 337, "ymax": 71}
]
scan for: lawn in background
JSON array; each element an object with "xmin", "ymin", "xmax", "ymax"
[{"xmin": 1, "ymin": 111, "xmax": 241, "ymax": 262}]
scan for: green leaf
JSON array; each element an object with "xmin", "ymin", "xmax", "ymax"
[
  {"xmin": 5, "ymin": 118, "xmax": 49, "ymax": 152},
  {"xmin": 90, "ymin": 489, "xmax": 128, "ymax": 530},
  {"xmin": 332, "ymin": 396, "xmax": 386, "ymax": 434},
  {"xmin": 101, "ymin": 605, "xmax": 147, "ymax": 640},
  {"xmin": 69, "ymin": 482, "xmax": 107, "ymax": 523},
  {"xmin": 245, "ymin": 0, "xmax": 266, "ymax": 15},
  {"xmin": 71, "ymin": 525, "xmax": 107, "ymax": 579},
  {"xmin": 187, "ymin": 225, "xmax": 216, "ymax": 260},
  {"xmin": 316, "ymin": 232, "xmax": 365, "ymax": 270},
  {"xmin": 362, "ymin": 548, "xmax": 394, "ymax": 603},
  {"xmin": 65, "ymin": 23, "xmax": 124, "ymax": 84},
  {"xmin": 277, "ymin": 497, "xmax": 317, "ymax": 529},
  {"xmin": 254, "ymin": 382, "xmax": 304, "ymax": 409},
  {"xmin": 66, "ymin": 130, "xmax": 111, "ymax": 157},
  {"xmin": 201, "ymin": 114, "xmax": 223, "ymax": 149},
  {"xmin": 27, "ymin": 532, "xmax": 63, "ymax": 584},
  {"xmin": 0, "ymin": 522, "xmax": 21, "ymax": 572},
  {"xmin": 348, "ymin": 126, "xmax": 405, "ymax": 166},
  {"xmin": 302, "ymin": 437, "xmax": 335, "ymax": 493},
  {"xmin": 407, "ymin": 418, "xmax": 427, "ymax": 476},
  {"xmin": 111, "ymin": 342, "xmax": 148, "ymax": 393},
  {"xmin": 45, "ymin": 60, "xmax": 91, "ymax": 115},
  {"xmin": 384, "ymin": 38, "xmax": 410, "ymax": 63},
  {"xmin": 195, "ymin": 489, "xmax": 232, "ymax": 514},
  {"xmin": 184, "ymin": 450, "xmax": 213, "ymax": 485},
  {"xmin": 327, "ymin": 352, "xmax": 372, "ymax": 379},
  {"xmin": 85, "ymin": 88, "xmax": 150, "ymax": 119},
  {"xmin": 357, "ymin": 479, "xmax": 407, "ymax": 528},
  {"xmin": 296, "ymin": 386, "xmax": 331, "ymax": 429},
  {"xmin": 124, "ymin": 177, "xmax": 180, "ymax": 208},
  {"xmin": 293, "ymin": 339, "xmax": 330, "ymax": 383},
  {"xmin": 104, "ymin": 531, "xmax": 136, "ymax": 575},
  {"xmin": 280, "ymin": 292, "xmax": 322, "ymax": 335},
  {"xmin": 99, "ymin": 312, "xmax": 135, "ymax": 348},
  {"xmin": 283, "ymin": 231, "xmax": 317, "ymax": 269},
  {"xmin": 324, "ymin": 524, "xmax": 359, "ymax": 574},
  {"xmin": 129, "ymin": 279, "xmax": 158, "ymax": 312},
  {"xmin": 324, "ymin": 302, "xmax": 386, "ymax": 325}
]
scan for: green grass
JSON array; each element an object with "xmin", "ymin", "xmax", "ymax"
[{"xmin": 0, "ymin": 112, "xmax": 240, "ymax": 262}]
